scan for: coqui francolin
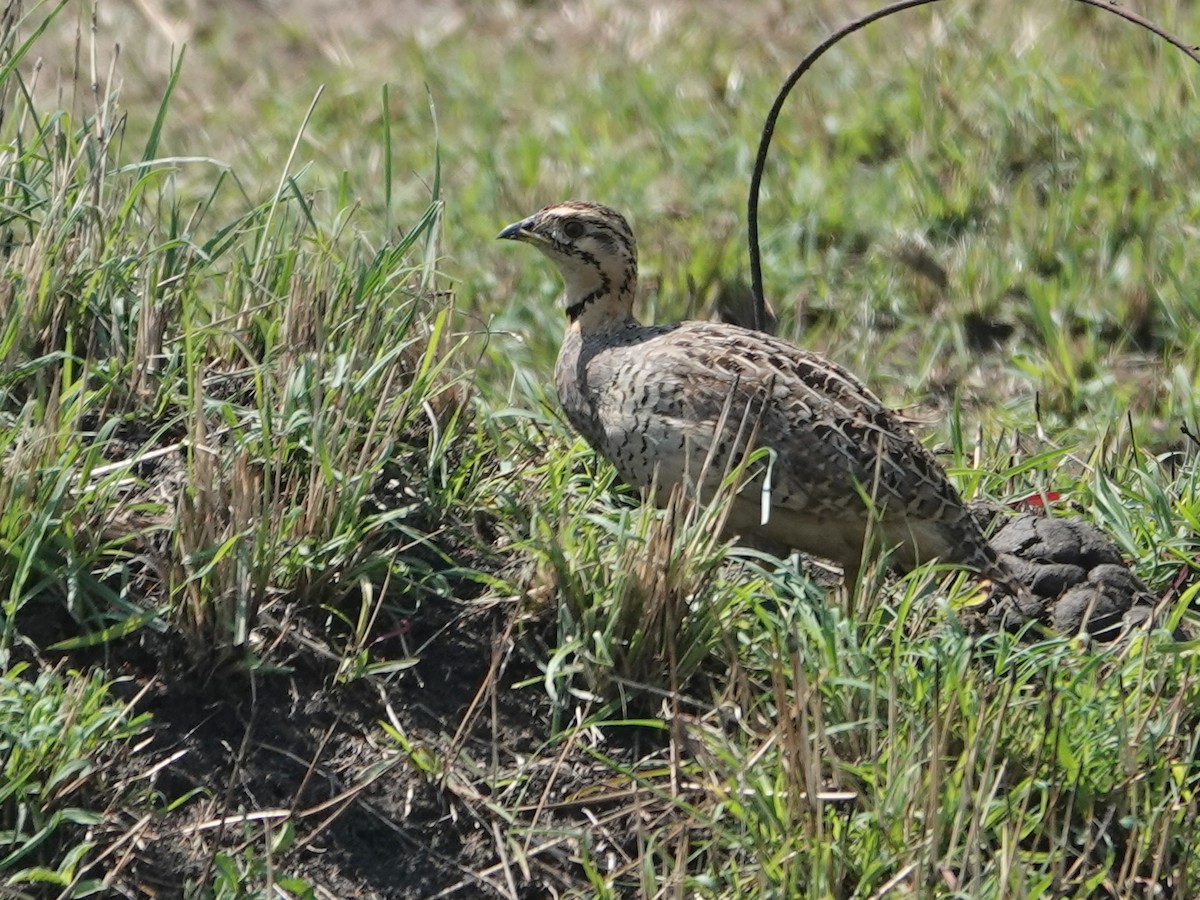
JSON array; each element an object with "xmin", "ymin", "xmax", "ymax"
[{"xmin": 499, "ymin": 200, "xmax": 1018, "ymax": 592}]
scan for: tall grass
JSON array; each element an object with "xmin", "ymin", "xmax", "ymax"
[
  {"xmin": 0, "ymin": 3, "xmax": 468, "ymax": 669},
  {"xmin": 2, "ymin": 0, "xmax": 1200, "ymax": 896},
  {"xmin": 1, "ymin": 2, "xmax": 482, "ymax": 891}
]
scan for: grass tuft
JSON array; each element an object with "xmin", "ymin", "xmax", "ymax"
[{"xmin": 1, "ymin": 663, "xmax": 151, "ymax": 895}]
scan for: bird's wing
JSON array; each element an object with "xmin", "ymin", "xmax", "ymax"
[{"xmin": 614, "ymin": 322, "xmax": 967, "ymax": 521}]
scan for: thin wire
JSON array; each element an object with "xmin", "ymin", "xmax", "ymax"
[{"xmin": 747, "ymin": 0, "xmax": 1200, "ymax": 331}]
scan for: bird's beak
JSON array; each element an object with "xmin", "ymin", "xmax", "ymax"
[{"xmin": 497, "ymin": 216, "xmax": 535, "ymax": 242}]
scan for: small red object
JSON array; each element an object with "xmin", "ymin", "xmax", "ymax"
[{"xmin": 1010, "ymin": 491, "xmax": 1062, "ymax": 509}]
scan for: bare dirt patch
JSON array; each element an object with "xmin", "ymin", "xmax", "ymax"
[{"xmin": 99, "ymin": 591, "xmax": 556, "ymax": 898}]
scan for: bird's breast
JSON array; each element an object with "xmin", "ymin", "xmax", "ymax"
[{"xmin": 555, "ymin": 333, "xmax": 742, "ymax": 495}]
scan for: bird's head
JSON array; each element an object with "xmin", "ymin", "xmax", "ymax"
[{"xmin": 498, "ymin": 201, "xmax": 638, "ymax": 326}]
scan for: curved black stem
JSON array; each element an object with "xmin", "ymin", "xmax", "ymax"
[{"xmin": 747, "ymin": 0, "xmax": 1200, "ymax": 332}]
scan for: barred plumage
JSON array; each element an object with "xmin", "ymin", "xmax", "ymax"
[{"xmin": 499, "ymin": 200, "xmax": 1011, "ymax": 587}]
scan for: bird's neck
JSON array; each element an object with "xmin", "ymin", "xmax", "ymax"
[
  {"xmin": 568, "ymin": 289, "xmax": 638, "ymax": 336},
  {"xmin": 565, "ymin": 270, "xmax": 637, "ymax": 332}
]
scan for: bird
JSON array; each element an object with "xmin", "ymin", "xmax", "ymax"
[{"xmin": 498, "ymin": 200, "xmax": 1016, "ymax": 592}]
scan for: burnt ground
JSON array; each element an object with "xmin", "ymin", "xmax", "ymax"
[
  {"xmin": 78, "ymin": 583, "xmax": 691, "ymax": 899},
  {"xmin": 83, "ymin": 591, "xmax": 565, "ymax": 899}
]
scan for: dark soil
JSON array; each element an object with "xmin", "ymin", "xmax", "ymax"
[{"xmin": 94, "ymin": 592, "xmax": 559, "ymax": 899}]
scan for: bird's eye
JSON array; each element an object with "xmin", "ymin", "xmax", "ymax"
[{"xmin": 562, "ymin": 220, "xmax": 585, "ymax": 240}]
